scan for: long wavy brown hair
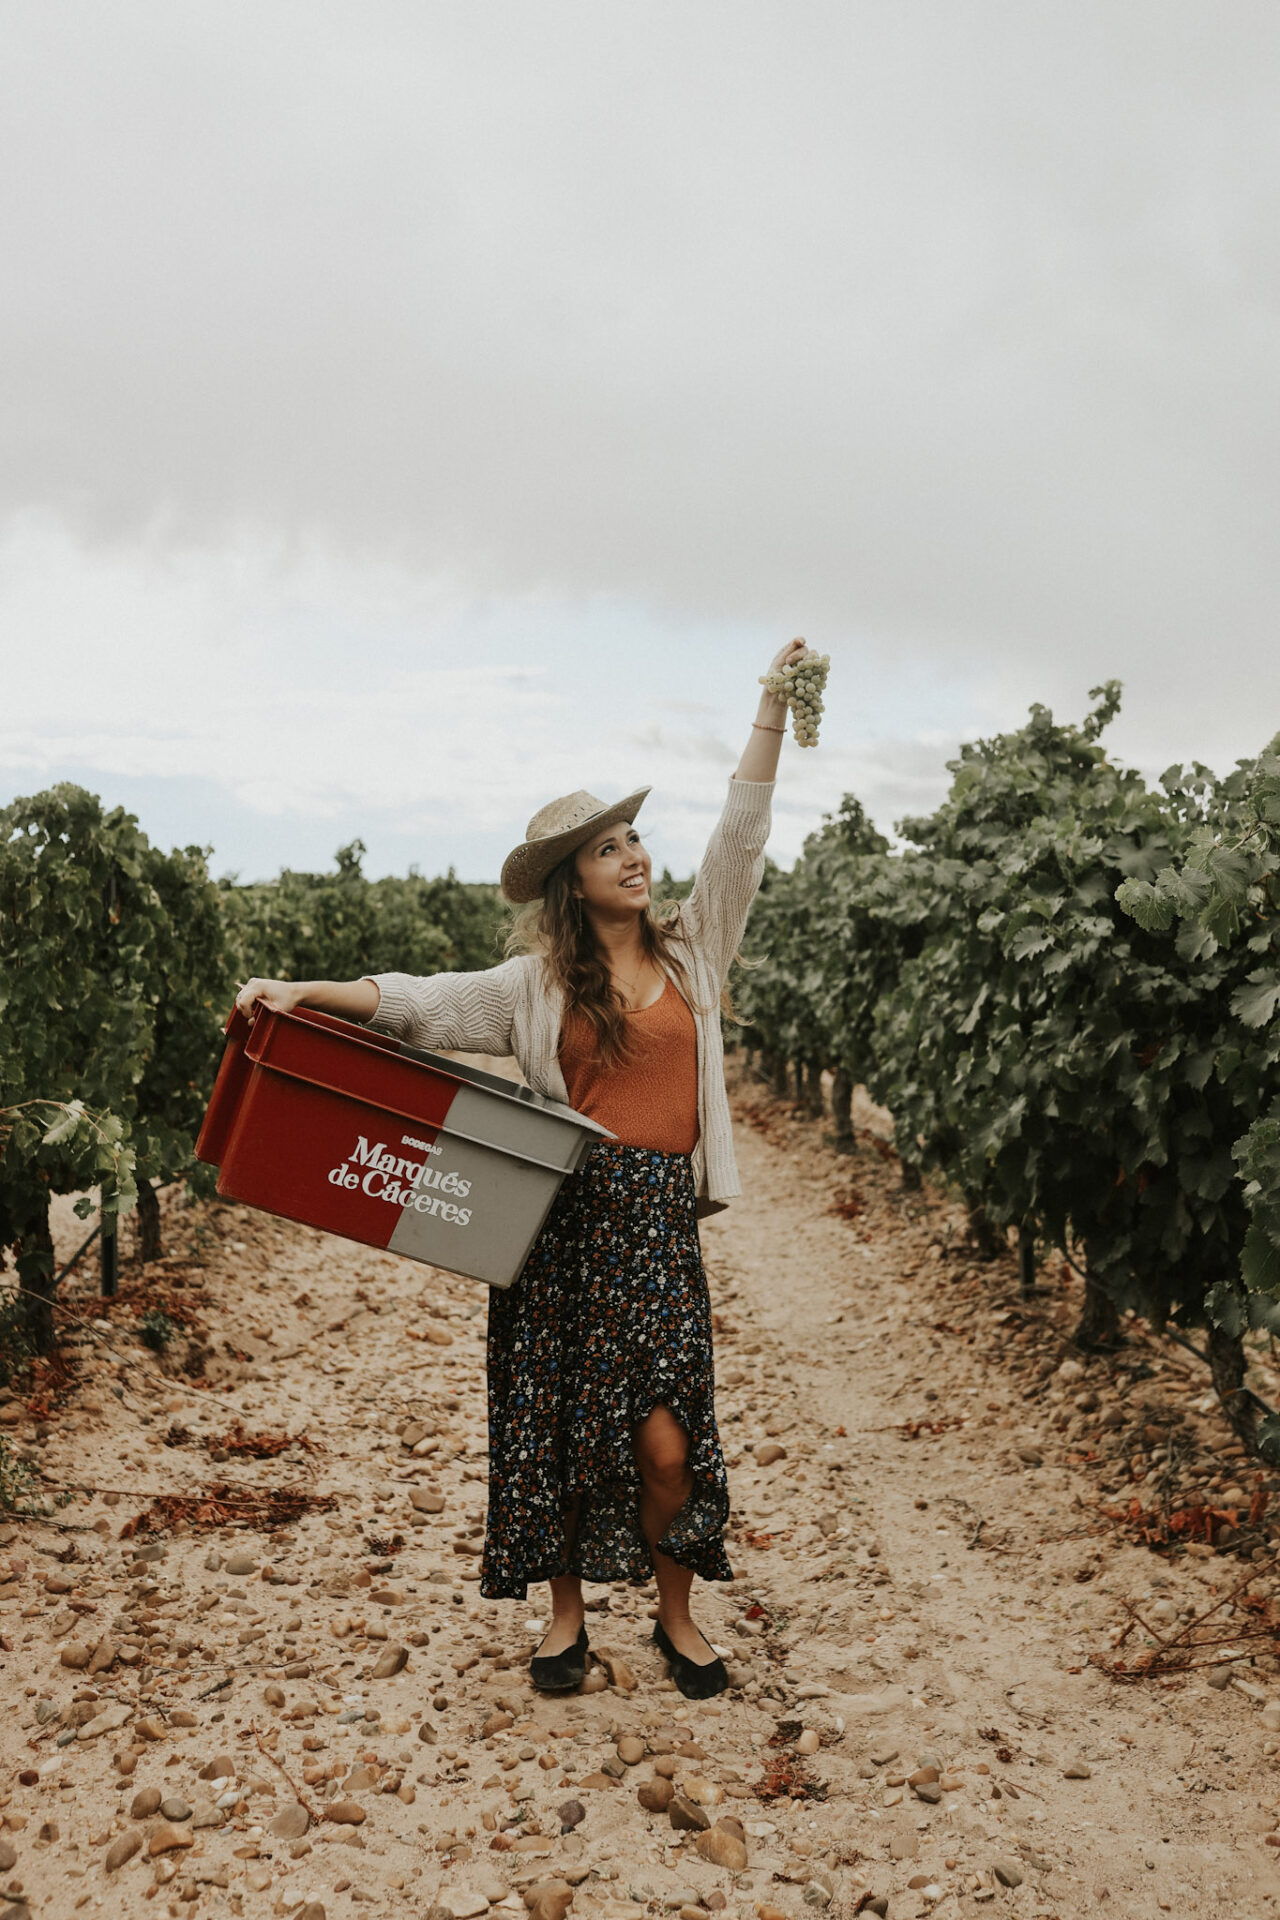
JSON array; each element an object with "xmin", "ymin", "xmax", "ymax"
[{"xmin": 505, "ymin": 850, "xmax": 702, "ymax": 1068}]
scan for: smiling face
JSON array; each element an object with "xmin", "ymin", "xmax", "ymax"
[{"xmin": 572, "ymin": 819, "xmax": 652, "ymax": 919}]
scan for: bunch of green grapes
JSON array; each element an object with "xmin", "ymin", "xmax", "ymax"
[{"xmin": 759, "ymin": 645, "xmax": 830, "ymax": 747}]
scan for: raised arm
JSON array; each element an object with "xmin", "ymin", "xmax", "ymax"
[{"xmin": 679, "ymin": 639, "xmax": 808, "ymax": 983}]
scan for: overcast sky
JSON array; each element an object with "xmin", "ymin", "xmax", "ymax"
[{"xmin": 2, "ymin": 2, "xmax": 1277, "ymax": 883}]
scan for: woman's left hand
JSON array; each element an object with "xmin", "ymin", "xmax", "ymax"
[{"xmin": 763, "ymin": 637, "xmax": 808, "ymax": 681}]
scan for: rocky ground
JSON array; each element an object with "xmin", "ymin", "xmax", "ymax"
[{"xmin": 5, "ymin": 1064, "xmax": 1280, "ymax": 1919}]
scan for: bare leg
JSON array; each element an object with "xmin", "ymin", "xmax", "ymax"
[
  {"xmin": 536, "ymin": 1497, "xmax": 584, "ymax": 1658},
  {"xmin": 634, "ymin": 1406, "xmax": 717, "ymax": 1666}
]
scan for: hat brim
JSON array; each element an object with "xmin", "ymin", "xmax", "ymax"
[{"xmin": 500, "ymin": 787, "xmax": 652, "ymax": 904}]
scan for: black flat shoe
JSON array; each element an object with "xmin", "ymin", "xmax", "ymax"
[
  {"xmin": 530, "ymin": 1624, "xmax": 588, "ymax": 1693},
  {"xmin": 653, "ymin": 1618, "xmax": 729, "ymax": 1700}
]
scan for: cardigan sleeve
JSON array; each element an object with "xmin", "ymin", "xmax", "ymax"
[
  {"xmin": 678, "ymin": 777, "xmax": 774, "ymax": 987},
  {"xmin": 363, "ymin": 955, "xmax": 528, "ymax": 1055}
]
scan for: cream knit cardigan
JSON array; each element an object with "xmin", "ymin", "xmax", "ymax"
[{"xmin": 365, "ymin": 776, "xmax": 774, "ymax": 1216}]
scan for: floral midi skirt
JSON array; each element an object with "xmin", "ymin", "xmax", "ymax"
[{"xmin": 479, "ymin": 1142, "xmax": 733, "ymax": 1602}]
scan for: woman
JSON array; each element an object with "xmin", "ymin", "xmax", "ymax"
[{"xmin": 235, "ymin": 639, "xmax": 804, "ymax": 1699}]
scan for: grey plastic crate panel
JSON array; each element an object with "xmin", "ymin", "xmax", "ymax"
[{"xmin": 348, "ymin": 1128, "xmax": 567, "ymax": 1287}]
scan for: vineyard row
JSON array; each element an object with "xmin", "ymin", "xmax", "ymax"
[
  {"xmin": 0, "ymin": 783, "xmax": 506, "ymax": 1350},
  {"xmin": 734, "ymin": 686, "xmax": 1280, "ymax": 1462},
  {"xmin": 4, "ymin": 697, "xmax": 1278, "ymax": 1466}
]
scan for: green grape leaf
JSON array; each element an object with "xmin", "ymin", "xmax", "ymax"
[
  {"xmin": 1205, "ymin": 1280, "xmax": 1246, "ymax": 1336},
  {"xmin": 41, "ymin": 1103, "xmax": 86, "ymax": 1147},
  {"xmin": 1009, "ymin": 927, "xmax": 1055, "ymax": 961},
  {"xmin": 1203, "ymin": 844, "xmax": 1255, "ymax": 904},
  {"xmin": 958, "ymin": 982, "xmax": 990, "ymax": 1036},
  {"xmin": 1115, "ymin": 879, "xmax": 1174, "ymax": 932},
  {"xmin": 1247, "ymin": 1290, "xmax": 1280, "ymax": 1333},
  {"xmin": 1175, "ymin": 919, "xmax": 1218, "ymax": 964},
  {"xmin": 1250, "ymin": 757, "xmax": 1280, "ymax": 826},
  {"xmin": 1231, "ymin": 970, "xmax": 1280, "ymax": 1031},
  {"xmin": 1156, "ymin": 863, "xmax": 1213, "ymax": 916},
  {"xmin": 1243, "ymin": 1222, "xmax": 1280, "ymax": 1296},
  {"xmin": 1202, "ymin": 894, "xmax": 1242, "ymax": 946}
]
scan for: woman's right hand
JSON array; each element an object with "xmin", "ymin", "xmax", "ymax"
[{"xmin": 235, "ymin": 977, "xmax": 310, "ymax": 1022}]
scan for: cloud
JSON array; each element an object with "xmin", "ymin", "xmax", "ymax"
[
  {"xmin": 0, "ymin": 518, "xmax": 832, "ymax": 871},
  {"xmin": 2, "ymin": 2, "xmax": 1278, "ymax": 672},
  {"xmin": 0, "ymin": 517, "xmax": 981, "ymax": 877},
  {"xmin": 622, "ymin": 725, "xmax": 739, "ymax": 768},
  {"xmin": 2, "ymin": 514, "xmax": 1272, "ymax": 883},
  {"xmin": 2, "ymin": 7, "xmax": 1277, "ymax": 878}
]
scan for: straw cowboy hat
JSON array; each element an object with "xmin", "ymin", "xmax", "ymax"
[{"xmin": 500, "ymin": 786, "xmax": 652, "ymax": 903}]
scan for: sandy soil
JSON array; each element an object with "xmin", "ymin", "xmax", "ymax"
[{"xmin": 4, "ymin": 1068, "xmax": 1280, "ymax": 1920}]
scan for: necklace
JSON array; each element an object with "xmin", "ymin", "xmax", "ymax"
[{"xmin": 612, "ymin": 956, "xmax": 656, "ymax": 1010}]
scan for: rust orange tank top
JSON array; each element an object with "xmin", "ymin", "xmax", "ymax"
[{"xmin": 557, "ymin": 979, "xmax": 699, "ymax": 1155}]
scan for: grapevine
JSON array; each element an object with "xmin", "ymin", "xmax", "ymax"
[
  {"xmin": 738, "ymin": 689, "xmax": 1280, "ymax": 1462},
  {"xmin": 0, "ymin": 788, "xmax": 506, "ymax": 1351},
  {"xmin": 760, "ymin": 645, "xmax": 830, "ymax": 748}
]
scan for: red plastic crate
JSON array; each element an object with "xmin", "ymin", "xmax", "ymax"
[{"xmin": 196, "ymin": 1005, "xmax": 603, "ymax": 1288}]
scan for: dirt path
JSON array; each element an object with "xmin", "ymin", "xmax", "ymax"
[{"xmin": 3, "ymin": 1074, "xmax": 1280, "ymax": 1919}]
